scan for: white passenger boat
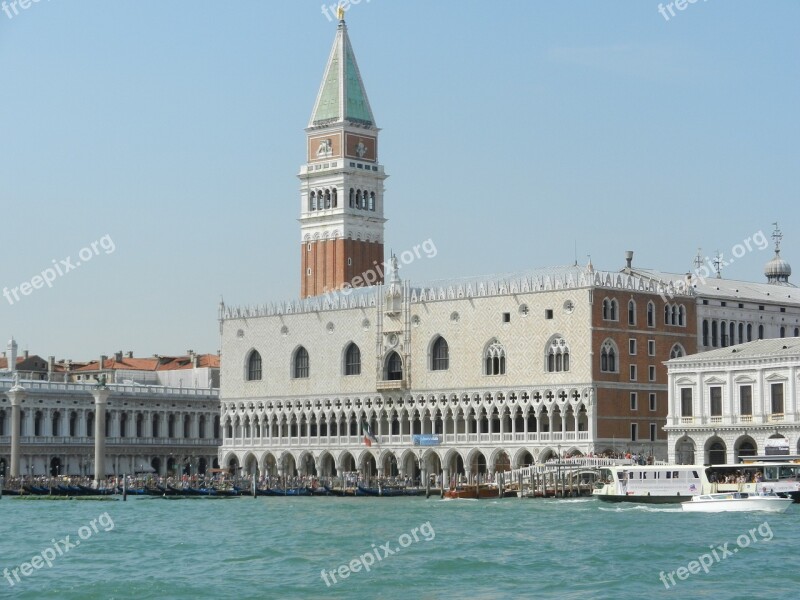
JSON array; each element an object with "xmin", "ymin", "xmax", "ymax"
[
  {"xmin": 681, "ymin": 492, "xmax": 792, "ymax": 513},
  {"xmin": 593, "ymin": 461, "xmax": 800, "ymax": 504}
]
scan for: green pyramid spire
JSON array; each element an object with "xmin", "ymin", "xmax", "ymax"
[{"xmin": 309, "ymin": 20, "xmax": 376, "ymax": 128}]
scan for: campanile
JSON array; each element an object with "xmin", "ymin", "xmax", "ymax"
[{"xmin": 299, "ymin": 14, "xmax": 387, "ymax": 298}]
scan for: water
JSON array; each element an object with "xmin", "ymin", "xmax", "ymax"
[{"xmin": 1, "ymin": 495, "xmax": 798, "ymax": 599}]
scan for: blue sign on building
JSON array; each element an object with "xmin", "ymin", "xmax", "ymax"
[{"xmin": 412, "ymin": 434, "xmax": 441, "ymax": 446}]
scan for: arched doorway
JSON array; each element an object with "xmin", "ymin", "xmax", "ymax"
[
  {"xmin": 339, "ymin": 451, "xmax": 356, "ymax": 473},
  {"xmin": 151, "ymin": 457, "xmax": 162, "ymax": 475},
  {"xmin": 50, "ymin": 457, "xmax": 63, "ymax": 477},
  {"xmin": 244, "ymin": 453, "xmax": 258, "ymax": 476},
  {"xmin": 361, "ymin": 453, "xmax": 377, "ymax": 481},
  {"xmin": 282, "ymin": 454, "xmax": 297, "ymax": 477},
  {"xmin": 198, "ymin": 457, "xmax": 208, "ymax": 475},
  {"xmin": 227, "ymin": 455, "xmax": 240, "ymax": 476},
  {"xmin": 470, "ymin": 451, "xmax": 487, "ymax": 475},
  {"xmin": 263, "ymin": 454, "xmax": 278, "ymax": 478},
  {"xmin": 706, "ymin": 438, "xmax": 727, "ymax": 465},
  {"xmin": 516, "ymin": 450, "xmax": 534, "ymax": 468},
  {"xmin": 300, "ymin": 453, "xmax": 317, "ymax": 477},
  {"xmin": 318, "ymin": 452, "xmax": 335, "ymax": 477},
  {"xmin": 383, "ymin": 452, "xmax": 398, "ymax": 477},
  {"xmin": 734, "ymin": 436, "xmax": 757, "ymax": 462},
  {"xmin": 494, "ymin": 451, "xmax": 511, "ymax": 472},
  {"xmin": 675, "ymin": 436, "xmax": 695, "ymax": 465}
]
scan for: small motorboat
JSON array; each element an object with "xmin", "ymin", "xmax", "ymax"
[
  {"xmin": 443, "ymin": 484, "xmax": 503, "ymax": 499},
  {"xmin": 681, "ymin": 491, "xmax": 792, "ymax": 513}
]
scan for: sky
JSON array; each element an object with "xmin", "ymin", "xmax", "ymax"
[{"xmin": 1, "ymin": 0, "xmax": 798, "ymax": 360}]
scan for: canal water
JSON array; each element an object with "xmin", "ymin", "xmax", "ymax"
[{"xmin": 1, "ymin": 496, "xmax": 798, "ymax": 599}]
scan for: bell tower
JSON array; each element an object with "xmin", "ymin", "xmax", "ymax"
[{"xmin": 298, "ymin": 14, "xmax": 387, "ymax": 298}]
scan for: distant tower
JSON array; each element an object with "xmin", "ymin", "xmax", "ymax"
[
  {"xmin": 7, "ymin": 336, "xmax": 17, "ymax": 372},
  {"xmin": 298, "ymin": 14, "xmax": 387, "ymax": 298},
  {"xmin": 764, "ymin": 222, "xmax": 792, "ymax": 285}
]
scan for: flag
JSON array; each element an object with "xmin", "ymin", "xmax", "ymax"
[{"xmin": 361, "ymin": 419, "xmax": 378, "ymax": 446}]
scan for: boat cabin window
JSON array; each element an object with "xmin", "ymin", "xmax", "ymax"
[{"xmin": 764, "ymin": 467, "xmax": 778, "ymax": 480}]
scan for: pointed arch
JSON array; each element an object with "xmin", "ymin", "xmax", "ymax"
[
  {"xmin": 292, "ymin": 346, "xmax": 309, "ymax": 379},
  {"xmin": 384, "ymin": 351, "xmax": 403, "ymax": 380},
  {"xmin": 484, "ymin": 338, "xmax": 506, "ymax": 375},
  {"xmin": 600, "ymin": 339, "xmax": 618, "ymax": 373},
  {"xmin": 430, "ymin": 336, "xmax": 449, "ymax": 371},
  {"xmin": 343, "ymin": 342, "xmax": 361, "ymax": 376},
  {"xmin": 246, "ymin": 349, "xmax": 262, "ymax": 381}
]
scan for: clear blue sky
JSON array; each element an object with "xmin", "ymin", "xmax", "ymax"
[{"xmin": 1, "ymin": 0, "xmax": 798, "ymax": 360}]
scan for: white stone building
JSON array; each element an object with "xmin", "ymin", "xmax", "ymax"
[
  {"xmin": 0, "ymin": 376, "xmax": 221, "ymax": 478},
  {"xmin": 665, "ymin": 338, "xmax": 800, "ymax": 464}
]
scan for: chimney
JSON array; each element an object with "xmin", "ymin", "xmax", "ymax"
[
  {"xmin": 23, "ymin": 350, "xmax": 29, "ymax": 359},
  {"xmin": 624, "ymin": 250, "xmax": 634, "ymax": 271},
  {"xmin": 126, "ymin": 351, "xmax": 133, "ymax": 359},
  {"xmin": 100, "ymin": 355, "xmax": 107, "ymax": 370},
  {"xmin": 114, "ymin": 351, "xmax": 123, "ymax": 362}
]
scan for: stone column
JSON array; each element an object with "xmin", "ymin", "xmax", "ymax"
[
  {"xmin": 92, "ymin": 388, "xmax": 111, "ymax": 482},
  {"xmin": 7, "ymin": 384, "xmax": 27, "ymax": 477}
]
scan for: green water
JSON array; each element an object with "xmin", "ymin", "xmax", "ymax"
[{"xmin": 1, "ymin": 496, "xmax": 798, "ymax": 599}]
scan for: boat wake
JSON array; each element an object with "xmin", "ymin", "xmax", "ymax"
[
  {"xmin": 598, "ymin": 505, "xmax": 683, "ymax": 513},
  {"xmin": 553, "ymin": 498, "xmax": 595, "ymax": 504}
]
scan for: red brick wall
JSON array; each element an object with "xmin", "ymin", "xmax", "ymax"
[{"xmin": 301, "ymin": 239, "xmax": 384, "ymax": 298}]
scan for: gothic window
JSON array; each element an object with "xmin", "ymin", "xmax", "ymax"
[
  {"xmin": 702, "ymin": 320, "xmax": 709, "ymax": 346},
  {"xmin": 349, "ymin": 188, "xmax": 354, "ymax": 208},
  {"xmin": 385, "ymin": 351, "xmax": 403, "ymax": 380},
  {"xmin": 344, "ymin": 343, "xmax": 361, "ymax": 376},
  {"xmin": 332, "ymin": 187, "xmax": 338, "ymax": 208},
  {"xmin": 310, "ymin": 191, "xmax": 316, "ymax": 211},
  {"xmin": 669, "ymin": 344, "xmax": 685, "ymax": 359},
  {"xmin": 647, "ymin": 301, "xmax": 655, "ymax": 327},
  {"xmin": 602, "ymin": 298, "xmax": 618, "ymax": 321},
  {"xmin": 747, "ymin": 324, "xmax": 753, "ymax": 341},
  {"xmin": 324, "ymin": 189, "xmax": 331, "ymax": 209},
  {"xmin": 293, "ymin": 346, "xmax": 310, "ymax": 379},
  {"xmin": 546, "ymin": 336, "xmax": 570, "ymax": 373},
  {"xmin": 758, "ymin": 324, "xmax": 764, "ymax": 340},
  {"xmin": 678, "ymin": 305, "xmax": 686, "ymax": 326},
  {"xmin": 369, "ymin": 192, "xmax": 375, "ymax": 211},
  {"xmin": 431, "ymin": 336, "xmax": 449, "ymax": 371},
  {"xmin": 628, "ymin": 300, "xmax": 636, "ymax": 325},
  {"xmin": 484, "ymin": 340, "xmax": 506, "ymax": 376},
  {"xmin": 600, "ymin": 340, "xmax": 617, "ymax": 373},
  {"xmin": 247, "ymin": 350, "xmax": 262, "ymax": 381},
  {"xmin": 356, "ymin": 190, "xmax": 362, "ymax": 209}
]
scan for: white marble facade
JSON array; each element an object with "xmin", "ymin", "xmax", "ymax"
[{"xmin": 665, "ymin": 338, "xmax": 800, "ymax": 465}]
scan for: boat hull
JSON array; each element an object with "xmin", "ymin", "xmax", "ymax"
[{"xmin": 595, "ymin": 494, "xmax": 691, "ymax": 504}]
